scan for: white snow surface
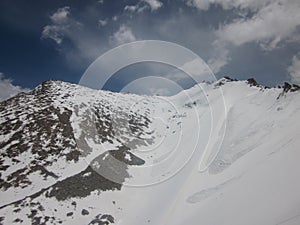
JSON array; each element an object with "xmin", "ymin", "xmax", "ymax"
[{"xmin": 0, "ymin": 79, "xmax": 300, "ymax": 224}]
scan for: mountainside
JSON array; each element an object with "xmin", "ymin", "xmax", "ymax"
[{"xmin": 0, "ymin": 78, "xmax": 300, "ymax": 225}]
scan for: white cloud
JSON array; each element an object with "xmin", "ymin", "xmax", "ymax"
[
  {"xmin": 41, "ymin": 6, "xmax": 109, "ymax": 66},
  {"xmin": 185, "ymin": 0, "xmax": 300, "ymax": 72},
  {"xmin": 112, "ymin": 16, "xmax": 118, "ymax": 21},
  {"xmin": 144, "ymin": 0, "xmax": 163, "ymax": 11},
  {"xmin": 187, "ymin": 0, "xmax": 300, "ymax": 51},
  {"xmin": 186, "ymin": 0, "xmax": 210, "ymax": 10},
  {"xmin": 186, "ymin": 0, "xmax": 272, "ymax": 11},
  {"xmin": 124, "ymin": 0, "xmax": 163, "ymax": 13},
  {"xmin": 216, "ymin": 1, "xmax": 300, "ymax": 49},
  {"xmin": 208, "ymin": 51, "xmax": 230, "ymax": 74},
  {"xmin": 162, "ymin": 58, "xmax": 216, "ymax": 83},
  {"xmin": 288, "ymin": 55, "xmax": 300, "ymax": 84},
  {"xmin": 179, "ymin": 58, "xmax": 211, "ymax": 79},
  {"xmin": 124, "ymin": 5, "xmax": 139, "ymax": 12},
  {"xmin": 42, "ymin": 25, "xmax": 66, "ymax": 44},
  {"xmin": 207, "ymin": 41, "xmax": 231, "ymax": 73},
  {"xmin": 110, "ymin": 25, "xmax": 137, "ymax": 45},
  {"xmin": 50, "ymin": 6, "xmax": 70, "ymax": 24},
  {"xmin": 0, "ymin": 73, "xmax": 30, "ymax": 101},
  {"xmin": 41, "ymin": 6, "xmax": 74, "ymax": 44},
  {"xmin": 98, "ymin": 19, "xmax": 108, "ymax": 27},
  {"xmin": 124, "ymin": 4, "xmax": 148, "ymax": 13}
]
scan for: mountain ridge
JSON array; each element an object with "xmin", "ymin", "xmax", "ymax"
[
  {"xmin": 0, "ymin": 77, "xmax": 300, "ymax": 224},
  {"xmin": 2, "ymin": 76, "xmax": 300, "ymax": 104}
]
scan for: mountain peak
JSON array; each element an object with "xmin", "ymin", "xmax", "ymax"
[{"xmin": 1, "ymin": 76, "xmax": 300, "ymax": 224}]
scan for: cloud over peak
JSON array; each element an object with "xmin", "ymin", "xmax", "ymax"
[
  {"xmin": 288, "ymin": 55, "xmax": 300, "ymax": 84},
  {"xmin": 216, "ymin": 1, "xmax": 300, "ymax": 50},
  {"xmin": 184, "ymin": 0, "xmax": 300, "ymax": 76},
  {"xmin": 0, "ymin": 73, "xmax": 30, "ymax": 101},
  {"xmin": 187, "ymin": 0, "xmax": 300, "ymax": 51}
]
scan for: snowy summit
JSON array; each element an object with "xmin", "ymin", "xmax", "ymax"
[{"xmin": 0, "ymin": 78, "xmax": 300, "ymax": 225}]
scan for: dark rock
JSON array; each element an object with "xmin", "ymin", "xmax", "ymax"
[
  {"xmin": 224, "ymin": 76, "xmax": 238, "ymax": 81},
  {"xmin": 247, "ymin": 78, "xmax": 258, "ymax": 87},
  {"xmin": 13, "ymin": 218, "xmax": 23, "ymax": 223},
  {"xmin": 283, "ymin": 82, "xmax": 292, "ymax": 93},
  {"xmin": 66, "ymin": 212, "xmax": 73, "ymax": 217},
  {"xmin": 81, "ymin": 209, "xmax": 89, "ymax": 215},
  {"xmin": 88, "ymin": 214, "xmax": 115, "ymax": 225},
  {"xmin": 291, "ymin": 84, "xmax": 300, "ymax": 92},
  {"xmin": 277, "ymin": 82, "xmax": 300, "ymax": 99}
]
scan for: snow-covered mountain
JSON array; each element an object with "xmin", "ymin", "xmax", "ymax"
[{"xmin": 0, "ymin": 78, "xmax": 300, "ymax": 225}]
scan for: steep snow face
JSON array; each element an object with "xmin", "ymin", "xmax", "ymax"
[
  {"xmin": 161, "ymin": 80, "xmax": 300, "ymax": 225},
  {"xmin": 0, "ymin": 79, "xmax": 300, "ymax": 225}
]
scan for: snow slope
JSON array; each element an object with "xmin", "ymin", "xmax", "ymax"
[{"xmin": 0, "ymin": 78, "xmax": 300, "ymax": 225}]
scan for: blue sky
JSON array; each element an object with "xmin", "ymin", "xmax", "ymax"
[{"xmin": 0, "ymin": 0, "xmax": 300, "ymax": 99}]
